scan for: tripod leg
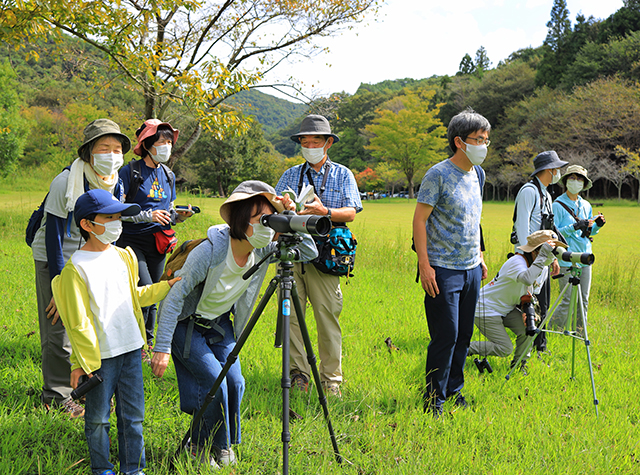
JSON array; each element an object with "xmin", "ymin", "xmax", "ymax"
[
  {"xmin": 576, "ymin": 284, "xmax": 599, "ymax": 417},
  {"xmin": 279, "ymin": 273, "xmax": 292, "ymax": 474},
  {"xmin": 290, "ymin": 283, "xmax": 342, "ymax": 464},
  {"xmin": 172, "ymin": 277, "xmax": 280, "ymax": 463}
]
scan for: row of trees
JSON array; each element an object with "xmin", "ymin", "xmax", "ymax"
[
  {"xmin": 2, "ymin": 0, "xmax": 640, "ymax": 201},
  {"xmin": 295, "ymin": 0, "xmax": 640, "ymax": 202}
]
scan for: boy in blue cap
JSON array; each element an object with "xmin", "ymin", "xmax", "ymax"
[{"xmin": 52, "ymin": 189, "xmax": 181, "ymax": 475}]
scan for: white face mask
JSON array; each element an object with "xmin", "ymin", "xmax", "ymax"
[
  {"xmin": 551, "ymin": 169, "xmax": 562, "ymax": 185},
  {"xmin": 566, "ymin": 178, "xmax": 584, "ymax": 195},
  {"xmin": 90, "ymin": 219, "xmax": 123, "ymax": 244},
  {"xmin": 301, "ymin": 141, "xmax": 327, "ymax": 165},
  {"xmin": 150, "ymin": 144, "xmax": 172, "ymax": 164},
  {"xmin": 92, "ymin": 152, "xmax": 123, "ymax": 177},
  {"xmin": 461, "ymin": 142, "xmax": 488, "ymax": 166},
  {"xmin": 245, "ymin": 221, "xmax": 275, "ymax": 248}
]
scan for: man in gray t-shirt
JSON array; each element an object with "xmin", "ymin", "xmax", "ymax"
[{"xmin": 413, "ymin": 108, "xmax": 490, "ymax": 417}]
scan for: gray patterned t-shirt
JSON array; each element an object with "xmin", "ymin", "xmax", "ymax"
[{"xmin": 416, "ymin": 159, "xmax": 483, "ymax": 270}]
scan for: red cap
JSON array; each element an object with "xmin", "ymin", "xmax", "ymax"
[{"xmin": 133, "ymin": 119, "xmax": 179, "ymax": 156}]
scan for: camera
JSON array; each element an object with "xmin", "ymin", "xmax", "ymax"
[
  {"xmin": 474, "ymin": 357, "xmax": 493, "ymax": 374},
  {"xmin": 540, "ymin": 212, "xmax": 554, "ymax": 231},
  {"xmin": 70, "ymin": 374, "xmax": 104, "ymax": 400},
  {"xmin": 260, "ymin": 211, "xmax": 331, "ymax": 237},
  {"xmin": 552, "ymin": 247, "xmax": 595, "ymax": 265},
  {"xmin": 520, "ymin": 294, "xmax": 538, "ymax": 336}
]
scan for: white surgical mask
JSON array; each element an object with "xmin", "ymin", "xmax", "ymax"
[
  {"xmin": 245, "ymin": 221, "xmax": 275, "ymax": 248},
  {"xmin": 551, "ymin": 169, "xmax": 562, "ymax": 185},
  {"xmin": 92, "ymin": 152, "xmax": 123, "ymax": 177},
  {"xmin": 462, "ymin": 142, "xmax": 488, "ymax": 166},
  {"xmin": 301, "ymin": 141, "xmax": 327, "ymax": 165},
  {"xmin": 566, "ymin": 178, "xmax": 584, "ymax": 195},
  {"xmin": 150, "ymin": 144, "xmax": 172, "ymax": 164},
  {"xmin": 90, "ymin": 219, "xmax": 123, "ymax": 244}
]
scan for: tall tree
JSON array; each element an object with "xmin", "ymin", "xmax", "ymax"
[
  {"xmin": 1, "ymin": 0, "xmax": 379, "ymax": 162},
  {"xmin": 365, "ymin": 89, "xmax": 447, "ymax": 199},
  {"xmin": 536, "ymin": 0, "xmax": 573, "ymax": 88},
  {"xmin": 544, "ymin": 0, "xmax": 572, "ymax": 51},
  {"xmin": 458, "ymin": 53, "xmax": 475, "ymax": 75},
  {"xmin": 474, "ymin": 46, "xmax": 491, "ymax": 76}
]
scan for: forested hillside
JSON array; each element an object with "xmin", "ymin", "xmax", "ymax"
[{"xmin": 2, "ymin": 1, "xmax": 640, "ymax": 199}]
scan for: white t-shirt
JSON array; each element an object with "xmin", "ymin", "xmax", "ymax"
[
  {"xmin": 196, "ymin": 241, "xmax": 255, "ymax": 320},
  {"xmin": 71, "ymin": 246, "xmax": 144, "ymax": 358},
  {"xmin": 476, "ymin": 254, "xmax": 536, "ymax": 318}
]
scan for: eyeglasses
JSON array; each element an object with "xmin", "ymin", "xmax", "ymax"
[{"xmin": 464, "ymin": 136, "xmax": 491, "ymax": 147}]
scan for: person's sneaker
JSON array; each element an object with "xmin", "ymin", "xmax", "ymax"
[
  {"xmin": 98, "ymin": 471, "xmax": 116, "ymax": 475},
  {"xmin": 61, "ymin": 399, "xmax": 85, "ymax": 419},
  {"xmin": 510, "ymin": 360, "xmax": 529, "ymax": 375},
  {"xmin": 321, "ymin": 381, "xmax": 342, "ymax": 398},
  {"xmin": 424, "ymin": 402, "xmax": 443, "ymax": 419},
  {"xmin": 188, "ymin": 444, "xmax": 220, "ymax": 469},
  {"xmin": 213, "ymin": 446, "xmax": 237, "ymax": 466},
  {"xmin": 453, "ymin": 394, "xmax": 469, "ymax": 409},
  {"xmin": 290, "ymin": 371, "xmax": 309, "ymax": 392}
]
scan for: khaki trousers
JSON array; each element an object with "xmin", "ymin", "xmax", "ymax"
[{"xmin": 288, "ymin": 262, "xmax": 343, "ymax": 384}]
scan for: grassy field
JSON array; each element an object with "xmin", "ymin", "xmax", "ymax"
[{"xmin": 1, "ymin": 182, "xmax": 639, "ymax": 474}]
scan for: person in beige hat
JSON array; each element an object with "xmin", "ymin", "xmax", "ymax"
[
  {"xmin": 30, "ymin": 118, "xmax": 131, "ymax": 419},
  {"xmin": 150, "ymin": 180, "xmax": 317, "ymax": 469},
  {"xmin": 469, "ymin": 230, "xmax": 567, "ymax": 374},
  {"xmin": 551, "ymin": 165, "xmax": 605, "ymax": 329}
]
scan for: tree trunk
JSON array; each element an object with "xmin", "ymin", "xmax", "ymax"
[
  {"xmin": 169, "ymin": 123, "xmax": 202, "ymax": 169},
  {"xmin": 406, "ymin": 172, "xmax": 415, "ymax": 199}
]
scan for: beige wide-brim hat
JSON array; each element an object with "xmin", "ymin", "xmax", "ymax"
[
  {"xmin": 77, "ymin": 118, "xmax": 131, "ymax": 157},
  {"xmin": 518, "ymin": 230, "xmax": 568, "ymax": 253},
  {"xmin": 219, "ymin": 180, "xmax": 285, "ymax": 225},
  {"xmin": 560, "ymin": 164, "xmax": 593, "ymax": 191}
]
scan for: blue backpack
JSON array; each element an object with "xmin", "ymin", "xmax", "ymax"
[{"xmin": 312, "ymin": 226, "xmax": 357, "ymax": 278}]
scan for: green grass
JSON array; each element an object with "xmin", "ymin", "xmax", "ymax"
[{"xmin": 1, "ymin": 186, "xmax": 639, "ymax": 474}]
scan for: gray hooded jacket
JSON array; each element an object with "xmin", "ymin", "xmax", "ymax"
[{"xmin": 154, "ymin": 224, "xmax": 318, "ymax": 354}]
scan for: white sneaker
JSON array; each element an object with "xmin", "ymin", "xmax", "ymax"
[
  {"xmin": 213, "ymin": 446, "xmax": 237, "ymax": 466},
  {"xmin": 188, "ymin": 444, "xmax": 220, "ymax": 469}
]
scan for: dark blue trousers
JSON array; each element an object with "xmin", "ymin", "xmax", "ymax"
[{"xmin": 424, "ymin": 265, "xmax": 482, "ymax": 408}]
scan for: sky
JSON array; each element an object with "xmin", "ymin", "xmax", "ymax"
[{"xmin": 262, "ymin": 0, "xmax": 625, "ymax": 101}]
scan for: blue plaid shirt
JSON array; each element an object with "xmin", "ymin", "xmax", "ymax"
[{"xmin": 275, "ymin": 159, "xmax": 363, "ymax": 214}]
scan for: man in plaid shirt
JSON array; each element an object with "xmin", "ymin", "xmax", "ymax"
[{"xmin": 275, "ymin": 115, "xmax": 362, "ymax": 397}]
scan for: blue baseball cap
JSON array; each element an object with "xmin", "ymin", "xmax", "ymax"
[{"xmin": 74, "ymin": 189, "xmax": 141, "ymax": 226}]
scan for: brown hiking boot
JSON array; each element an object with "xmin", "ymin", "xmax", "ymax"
[{"xmin": 290, "ymin": 371, "xmax": 309, "ymax": 392}]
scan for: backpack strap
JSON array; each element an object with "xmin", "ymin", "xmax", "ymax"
[
  {"xmin": 159, "ymin": 163, "xmax": 175, "ymax": 193},
  {"xmin": 474, "ymin": 165, "xmax": 485, "ymax": 197},
  {"xmin": 126, "ymin": 160, "xmax": 144, "ymax": 204}
]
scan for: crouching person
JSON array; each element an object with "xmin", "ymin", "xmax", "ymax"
[
  {"xmin": 151, "ymin": 181, "xmax": 318, "ymax": 469},
  {"xmin": 52, "ymin": 189, "xmax": 181, "ymax": 475},
  {"xmin": 468, "ymin": 231, "xmax": 566, "ymax": 374}
]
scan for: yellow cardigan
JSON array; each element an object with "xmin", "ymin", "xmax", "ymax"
[{"xmin": 52, "ymin": 246, "xmax": 170, "ymax": 374}]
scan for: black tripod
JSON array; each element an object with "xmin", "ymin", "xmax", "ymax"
[
  {"xmin": 505, "ymin": 264, "xmax": 599, "ymax": 417},
  {"xmin": 172, "ymin": 233, "xmax": 342, "ymax": 473}
]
